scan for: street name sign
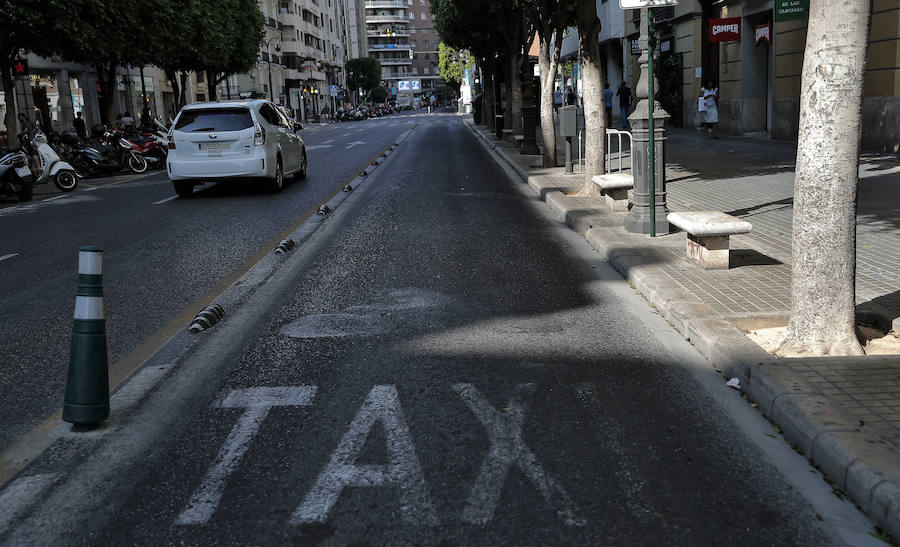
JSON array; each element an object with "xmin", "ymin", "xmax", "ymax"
[
  {"xmin": 775, "ymin": 0, "xmax": 809, "ymax": 21},
  {"xmin": 619, "ymin": 0, "xmax": 679, "ymax": 8}
]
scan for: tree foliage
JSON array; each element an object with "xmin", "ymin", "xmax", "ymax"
[
  {"xmin": 437, "ymin": 43, "xmax": 473, "ymax": 89},
  {"xmin": 346, "ymin": 57, "xmax": 382, "ymax": 95}
]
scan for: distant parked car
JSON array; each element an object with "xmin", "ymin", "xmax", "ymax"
[{"xmin": 166, "ymin": 99, "xmax": 307, "ymax": 197}]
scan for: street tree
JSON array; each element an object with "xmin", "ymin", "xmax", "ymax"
[
  {"xmin": 197, "ymin": 0, "xmax": 264, "ymax": 101},
  {"xmin": 0, "ymin": 0, "xmax": 64, "ymax": 139},
  {"xmin": 776, "ymin": 0, "xmax": 872, "ymax": 356},
  {"xmin": 575, "ymin": 0, "xmax": 606, "ymax": 193},
  {"xmin": 525, "ymin": 0, "xmax": 576, "ymax": 167},
  {"xmin": 433, "ymin": 0, "xmax": 512, "ymax": 131},
  {"xmin": 347, "ymin": 58, "xmax": 382, "ymax": 98},
  {"xmin": 437, "ymin": 43, "xmax": 473, "ymax": 94}
]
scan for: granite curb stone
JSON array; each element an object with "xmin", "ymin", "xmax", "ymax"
[{"xmin": 464, "ymin": 118, "xmax": 900, "ymax": 539}]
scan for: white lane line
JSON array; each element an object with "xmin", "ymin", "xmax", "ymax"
[
  {"xmin": 0, "ymin": 473, "xmax": 59, "ymax": 535},
  {"xmin": 451, "ymin": 383, "xmax": 584, "ymax": 527},
  {"xmin": 342, "ymin": 132, "xmax": 352, "ymax": 137},
  {"xmin": 41, "ymin": 195, "xmax": 68, "ymax": 203},
  {"xmin": 152, "ymin": 195, "xmax": 178, "ymax": 205},
  {"xmin": 0, "ymin": 253, "xmax": 18, "ymax": 262},
  {"xmin": 324, "ymin": 139, "xmax": 335, "ymax": 144},
  {"xmin": 175, "ymin": 386, "xmax": 317, "ymax": 526},
  {"xmin": 292, "ymin": 385, "xmax": 438, "ymax": 525},
  {"xmin": 85, "ymin": 187, "xmax": 100, "ymax": 192}
]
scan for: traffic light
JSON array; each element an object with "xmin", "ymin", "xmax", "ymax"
[{"xmin": 386, "ymin": 27, "xmax": 392, "ymax": 37}]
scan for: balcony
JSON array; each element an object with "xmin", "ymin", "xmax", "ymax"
[
  {"xmin": 368, "ymin": 43, "xmax": 412, "ymax": 51},
  {"xmin": 367, "ymin": 29, "xmax": 409, "ymax": 37},
  {"xmin": 379, "ymin": 58, "xmax": 412, "ymax": 66},
  {"xmin": 366, "ymin": 14, "xmax": 407, "ymax": 24},
  {"xmin": 364, "ymin": 0, "xmax": 406, "ymax": 8}
]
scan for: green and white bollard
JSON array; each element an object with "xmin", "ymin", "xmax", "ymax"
[{"xmin": 63, "ymin": 245, "xmax": 110, "ymax": 425}]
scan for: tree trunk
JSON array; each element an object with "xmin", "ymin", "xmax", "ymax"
[
  {"xmin": 165, "ymin": 68, "xmax": 181, "ymax": 117},
  {"xmin": 1, "ymin": 63, "xmax": 17, "ymax": 146},
  {"xmin": 206, "ymin": 71, "xmax": 218, "ymax": 101},
  {"xmin": 179, "ymin": 73, "xmax": 189, "ymax": 107},
  {"xmin": 777, "ymin": 0, "xmax": 871, "ymax": 356},
  {"xmin": 508, "ymin": 51, "xmax": 523, "ymax": 136},
  {"xmin": 576, "ymin": 1, "xmax": 606, "ymax": 194},
  {"xmin": 96, "ymin": 63, "xmax": 117, "ymax": 128},
  {"xmin": 482, "ymin": 63, "xmax": 495, "ymax": 131},
  {"xmin": 538, "ymin": 29, "xmax": 561, "ymax": 168}
]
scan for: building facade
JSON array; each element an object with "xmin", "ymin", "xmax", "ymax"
[
  {"xmin": 364, "ymin": 0, "xmax": 445, "ymax": 103},
  {"xmin": 625, "ymin": 0, "xmax": 900, "ymax": 152}
]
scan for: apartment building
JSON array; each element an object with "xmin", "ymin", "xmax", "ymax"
[{"xmin": 365, "ymin": 0, "xmax": 445, "ymax": 101}]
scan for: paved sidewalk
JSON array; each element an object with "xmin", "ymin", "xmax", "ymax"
[{"xmin": 465, "ymin": 117, "xmax": 900, "ymax": 540}]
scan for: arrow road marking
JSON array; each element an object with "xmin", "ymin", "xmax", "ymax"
[
  {"xmin": 176, "ymin": 386, "xmax": 318, "ymax": 526},
  {"xmin": 0, "ymin": 253, "xmax": 18, "ymax": 262},
  {"xmin": 345, "ymin": 141, "xmax": 365, "ymax": 150},
  {"xmin": 292, "ymin": 385, "xmax": 438, "ymax": 525},
  {"xmin": 451, "ymin": 383, "xmax": 584, "ymax": 527}
]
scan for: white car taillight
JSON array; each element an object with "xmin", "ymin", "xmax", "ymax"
[
  {"xmin": 167, "ymin": 132, "xmax": 175, "ymax": 150},
  {"xmin": 253, "ymin": 122, "xmax": 266, "ymax": 146}
]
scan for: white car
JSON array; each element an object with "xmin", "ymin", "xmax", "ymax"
[{"xmin": 166, "ymin": 99, "xmax": 307, "ymax": 197}]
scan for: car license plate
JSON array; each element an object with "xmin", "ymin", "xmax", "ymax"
[
  {"xmin": 200, "ymin": 142, "xmax": 230, "ymax": 150},
  {"xmin": 15, "ymin": 166, "xmax": 31, "ymax": 178}
]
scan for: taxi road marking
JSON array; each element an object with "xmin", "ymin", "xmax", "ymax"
[{"xmin": 175, "ymin": 386, "xmax": 318, "ymax": 526}]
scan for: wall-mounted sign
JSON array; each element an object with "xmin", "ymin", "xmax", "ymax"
[
  {"xmin": 660, "ymin": 38, "xmax": 672, "ymax": 53},
  {"xmin": 775, "ymin": 0, "xmax": 809, "ymax": 22},
  {"xmin": 755, "ymin": 23, "xmax": 772, "ymax": 45},
  {"xmin": 398, "ymin": 80, "xmax": 410, "ymax": 90},
  {"xmin": 631, "ymin": 39, "xmax": 641, "ymax": 55},
  {"xmin": 709, "ymin": 17, "xmax": 741, "ymax": 43},
  {"xmin": 11, "ymin": 58, "xmax": 28, "ymax": 77}
]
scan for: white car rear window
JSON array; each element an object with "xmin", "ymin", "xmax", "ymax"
[{"xmin": 175, "ymin": 108, "xmax": 253, "ymax": 132}]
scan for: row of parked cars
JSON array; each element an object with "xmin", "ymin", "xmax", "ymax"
[{"xmin": 166, "ymin": 100, "xmax": 308, "ymax": 197}]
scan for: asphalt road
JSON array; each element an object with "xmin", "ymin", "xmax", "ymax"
[
  {"xmin": 0, "ymin": 114, "xmax": 416, "ymax": 452},
  {"xmin": 0, "ymin": 112, "xmax": 879, "ymax": 544}
]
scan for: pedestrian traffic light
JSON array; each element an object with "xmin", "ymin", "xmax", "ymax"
[{"xmin": 386, "ymin": 27, "xmax": 392, "ymax": 37}]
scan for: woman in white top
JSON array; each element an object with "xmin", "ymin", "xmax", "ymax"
[{"xmin": 699, "ymin": 81, "xmax": 719, "ymax": 139}]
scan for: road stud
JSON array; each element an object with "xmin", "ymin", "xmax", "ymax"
[{"xmin": 63, "ymin": 245, "xmax": 110, "ymax": 425}]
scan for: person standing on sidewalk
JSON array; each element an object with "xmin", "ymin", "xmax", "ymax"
[
  {"xmin": 699, "ymin": 81, "xmax": 719, "ymax": 138},
  {"xmin": 603, "ymin": 83, "xmax": 614, "ymax": 127},
  {"xmin": 616, "ymin": 81, "xmax": 632, "ymax": 130}
]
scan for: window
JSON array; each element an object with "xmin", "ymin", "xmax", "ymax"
[
  {"xmin": 408, "ymin": 12, "xmax": 414, "ymax": 19},
  {"xmin": 175, "ymin": 108, "xmax": 253, "ymax": 132},
  {"xmin": 423, "ymin": 40, "xmax": 428, "ymax": 47},
  {"xmin": 423, "ymin": 66, "xmax": 429, "ymax": 74},
  {"xmin": 420, "ymin": 0, "xmax": 425, "ymax": 4},
  {"xmin": 259, "ymin": 103, "xmax": 282, "ymax": 126},
  {"xmin": 411, "ymin": 40, "xmax": 416, "ymax": 47},
  {"xmin": 420, "ymin": 12, "xmax": 425, "ymax": 20}
]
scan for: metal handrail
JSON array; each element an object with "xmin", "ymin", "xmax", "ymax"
[{"xmin": 576, "ymin": 128, "xmax": 633, "ymax": 173}]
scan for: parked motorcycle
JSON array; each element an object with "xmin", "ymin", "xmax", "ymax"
[
  {"xmin": 0, "ymin": 149, "xmax": 35, "ymax": 201},
  {"xmin": 21, "ymin": 127, "xmax": 78, "ymax": 192},
  {"xmin": 70, "ymin": 131, "xmax": 148, "ymax": 178}
]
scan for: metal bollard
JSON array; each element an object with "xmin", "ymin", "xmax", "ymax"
[{"xmin": 63, "ymin": 245, "xmax": 110, "ymax": 425}]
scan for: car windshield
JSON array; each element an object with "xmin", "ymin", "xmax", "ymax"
[{"xmin": 174, "ymin": 108, "xmax": 253, "ymax": 132}]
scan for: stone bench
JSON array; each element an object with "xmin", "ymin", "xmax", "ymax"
[
  {"xmin": 592, "ymin": 172, "xmax": 633, "ymax": 211},
  {"xmin": 667, "ymin": 211, "xmax": 753, "ymax": 270}
]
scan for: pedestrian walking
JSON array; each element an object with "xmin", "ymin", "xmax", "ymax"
[
  {"xmin": 603, "ymin": 83, "xmax": 614, "ymax": 128},
  {"xmin": 699, "ymin": 81, "xmax": 719, "ymax": 138},
  {"xmin": 553, "ymin": 88, "xmax": 563, "ymax": 115},
  {"xmin": 616, "ymin": 81, "xmax": 632, "ymax": 130},
  {"xmin": 73, "ymin": 111, "xmax": 86, "ymax": 140},
  {"xmin": 566, "ymin": 86, "xmax": 575, "ymax": 106}
]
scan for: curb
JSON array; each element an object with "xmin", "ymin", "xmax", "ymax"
[{"xmin": 465, "ymin": 119, "xmax": 900, "ymax": 540}]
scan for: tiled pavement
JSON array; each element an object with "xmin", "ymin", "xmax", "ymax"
[{"xmin": 489, "ymin": 121, "xmax": 900, "ymax": 452}]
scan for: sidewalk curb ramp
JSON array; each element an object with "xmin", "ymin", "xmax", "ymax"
[{"xmin": 464, "ymin": 118, "xmax": 900, "ymax": 540}]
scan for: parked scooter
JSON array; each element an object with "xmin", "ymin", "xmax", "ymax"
[
  {"xmin": 20, "ymin": 127, "xmax": 78, "ymax": 192},
  {"xmin": 0, "ymin": 148, "xmax": 35, "ymax": 201},
  {"xmin": 70, "ymin": 130, "xmax": 148, "ymax": 178}
]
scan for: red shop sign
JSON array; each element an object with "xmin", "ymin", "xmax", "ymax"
[{"xmin": 710, "ymin": 17, "xmax": 741, "ymax": 43}]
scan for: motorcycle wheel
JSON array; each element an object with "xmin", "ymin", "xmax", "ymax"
[
  {"xmin": 72, "ymin": 158, "xmax": 93, "ymax": 179},
  {"xmin": 54, "ymin": 170, "xmax": 78, "ymax": 192},
  {"xmin": 127, "ymin": 153, "xmax": 148, "ymax": 174},
  {"xmin": 16, "ymin": 180, "xmax": 34, "ymax": 201}
]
